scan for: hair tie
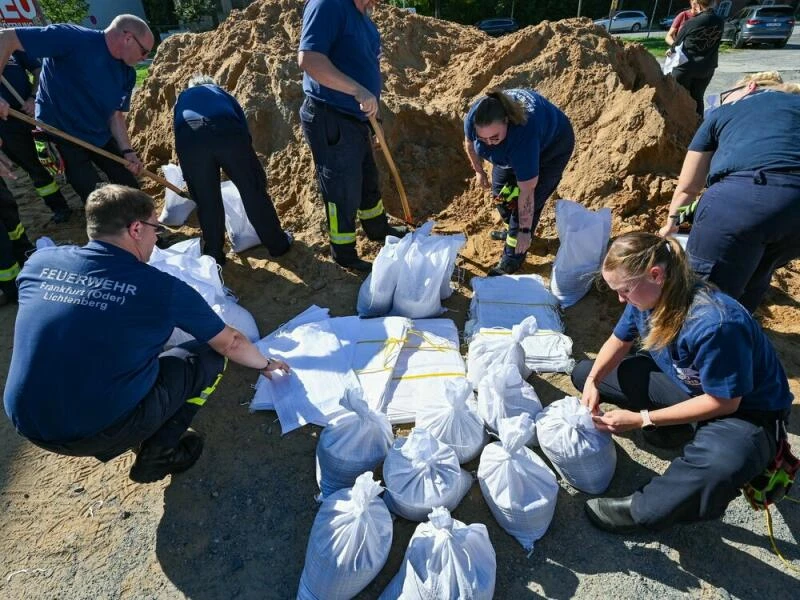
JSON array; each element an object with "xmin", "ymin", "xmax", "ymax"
[{"xmin": 664, "ymin": 240, "xmax": 672, "ymax": 254}]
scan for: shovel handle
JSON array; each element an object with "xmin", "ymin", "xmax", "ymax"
[{"xmin": 368, "ymin": 114, "xmax": 414, "ymax": 226}]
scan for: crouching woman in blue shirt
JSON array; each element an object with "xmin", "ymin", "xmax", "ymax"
[{"xmin": 572, "ymin": 231, "xmax": 792, "ymax": 532}]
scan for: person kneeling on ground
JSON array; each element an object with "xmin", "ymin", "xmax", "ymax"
[
  {"xmin": 573, "ymin": 231, "xmax": 792, "ymax": 532},
  {"xmin": 463, "ymin": 88, "xmax": 574, "ymax": 276},
  {"xmin": 173, "ymin": 75, "xmax": 293, "ymax": 265},
  {"xmin": 3, "ymin": 185, "xmax": 289, "ymax": 484}
]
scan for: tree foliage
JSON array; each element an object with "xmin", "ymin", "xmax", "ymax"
[
  {"xmin": 174, "ymin": 0, "xmax": 218, "ymax": 24},
  {"xmin": 39, "ymin": 0, "xmax": 89, "ymax": 24},
  {"xmin": 141, "ymin": 0, "xmax": 180, "ymax": 43}
]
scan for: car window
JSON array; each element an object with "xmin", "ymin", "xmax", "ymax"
[{"xmin": 757, "ymin": 7, "xmax": 794, "ymax": 17}]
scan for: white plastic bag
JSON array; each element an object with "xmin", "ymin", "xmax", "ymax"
[
  {"xmin": 357, "ymin": 235, "xmax": 410, "ymax": 317},
  {"xmin": 476, "ymin": 363, "xmax": 542, "ymax": 435},
  {"xmin": 315, "ymin": 388, "xmax": 394, "ymax": 498},
  {"xmin": 298, "ymin": 473, "xmax": 393, "ymax": 600},
  {"xmin": 478, "ymin": 414, "xmax": 558, "ymax": 552},
  {"xmin": 535, "ymin": 396, "xmax": 617, "ymax": 494},
  {"xmin": 379, "ymin": 507, "xmax": 496, "ymax": 600},
  {"xmin": 220, "ymin": 180, "xmax": 260, "ymax": 252},
  {"xmin": 467, "ymin": 316, "xmax": 538, "ymax": 387},
  {"xmin": 550, "ymin": 199, "xmax": 611, "ymax": 308},
  {"xmin": 662, "ymin": 42, "xmax": 688, "ymax": 75},
  {"xmin": 158, "ymin": 164, "xmax": 196, "ymax": 226},
  {"xmin": 415, "ymin": 379, "xmax": 488, "ymax": 464},
  {"xmin": 383, "ymin": 428, "xmax": 473, "ymax": 521}
]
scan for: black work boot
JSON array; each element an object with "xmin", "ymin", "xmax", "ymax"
[
  {"xmin": 129, "ymin": 429, "xmax": 204, "ymax": 484},
  {"xmin": 585, "ymin": 495, "xmax": 643, "ymax": 534},
  {"xmin": 490, "ymin": 230, "xmax": 508, "ymax": 241},
  {"xmin": 335, "ymin": 256, "xmax": 372, "ymax": 273},
  {"xmin": 386, "ymin": 224, "xmax": 409, "ymax": 239},
  {"xmin": 487, "ymin": 253, "xmax": 524, "ymax": 277}
]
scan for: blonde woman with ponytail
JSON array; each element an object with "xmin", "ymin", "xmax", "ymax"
[
  {"xmin": 573, "ymin": 232, "xmax": 792, "ymax": 533},
  {"xmin": 463, "ymin": 88, "xmax": 574, "ymax": 275}
]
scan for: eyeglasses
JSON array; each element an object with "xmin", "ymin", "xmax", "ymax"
[
  {"xmin": 134, "ymin": 220, "xmax": 168, "ymax": 235},
  {"xmin": 477, "ymin": 133, "xmax": 503, "ymax": 145},
  {"xmin": 719, "ymin": 85, "xmax": 747, "ymax": 105},
  {"xmin": 124, "ymin": 30, "xmax": 150, "ymax": 58}
]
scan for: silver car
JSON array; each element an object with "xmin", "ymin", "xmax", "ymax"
[{"xmin": 594, "ymin": 10, "xmax": 650, "ymax": 33}]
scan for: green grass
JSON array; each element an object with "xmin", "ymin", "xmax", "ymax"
[
  {"xmin": 621, "ymin": 36, "xmax": 734, "ymax": 58},
  {"xmin": 135, "ymin": 63, "xmax": 150, "ymax": 87}
]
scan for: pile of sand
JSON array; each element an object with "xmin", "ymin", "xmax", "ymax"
[{"xmin": 129, "ymin": 0, "xmax": 697, "ymax": 262}]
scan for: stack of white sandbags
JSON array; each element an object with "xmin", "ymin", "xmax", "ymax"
[
  {"xmin": 467, "ymin": 316, "xmax": 537, "ymax": 386},
  {"xmin": 379, "ymin": 507, "xmax": 496, "ymax": 600},
  {"xmin": 466, "ymin": 274, "xmax": 574, "ymax": 374},
  {"xmin": 535, "ymin": 396, "xmax": 617, "ymax": 494},
  {"xmin": 550, "ymin": 199, "xmax": 611, "ymax": 308}
]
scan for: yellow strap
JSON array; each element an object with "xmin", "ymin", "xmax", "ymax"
[
  {"xmin": 327, "ymin": 202, "xmax": 356, "ymax": 245},
  {"xmin": 357, "ymin": 199, "xmax": 385, "ymax": 221},
  {"xmin": 764, "ymin": 505, "xmax": 800, "ymax": 573},
  {"xmin": 0, "ymin": 262, "xmax": 20, "ymax": 282},
  {"xmin": 354, "ymin": 336, "xmax": 407, "ymax": 375},
  {"xmin": 478, "ymin": 328, "xmax": 562, "ymax": 337},
  {"xmin": 7, "ymin": 222, "xmax": 24, "ymax": 241},
  {"xmin": 392, "ymin": 371, "xmax": 465, "ymax": 381}
]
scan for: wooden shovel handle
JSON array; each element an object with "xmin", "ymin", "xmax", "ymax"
[{"xmin": 368, "ymin": 114, "xmax": 414, "ymax": 226}]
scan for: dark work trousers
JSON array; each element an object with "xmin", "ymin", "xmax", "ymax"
[
  {"xmin": 491, "ymin": 122, "xmax": 575, "ymax": 259},
  {"xmin": 299, "ymin": 97, "xmax": 389, "ymax": 263},
  {"xmin": 572, "ymin": 357, "xmax": 786, "ymax": 529},
  {"xmin": 0, "ymin": 176, "xmax": 33, "ymax": 271},
  {"xmin": 687, "ymin": 171, "xmax": 800, "ymax": 312},
  {"xmin": 0, "ymin": 119, "xmax": 69, "ymax": 214},
  {"xmin": 671, "ymin": 66, "xmax": 713, "ymax": 118},
  {"xmin": 52, "ymin": 135, "xmax": 139, "ymax": 203},
  {"xmin": 0, "ymin": 180, "xmax": 20, "ymax": 299},
  {"xmin": 175, "ymin": 119, "xmax": 290, "ymax": 263},
  {"xmin": 28, "ymin": 342, "xmax": 227, "ymax": 462}
]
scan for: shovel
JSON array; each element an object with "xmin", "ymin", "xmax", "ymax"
[{"xmin": 368, "ymin": 113, "xmax": 416, "ymax": 227}]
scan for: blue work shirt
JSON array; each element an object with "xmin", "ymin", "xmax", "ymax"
[
  {"xmin": 690, "ymin": 90, "xmax": 800, "ymax": 184},
  {"xmin": 174, "ymin": 84, "xmax": 248, "ymax": 132},
  {"xmin": 4, "ymin": 242, "xmax": 226, "ymax": 443},
  {"xmin": 15, "ymin": 24, "xmax": 135, "ymax": 147},
  {"xmin": 1, "ymin": 51, "xmax": 40, "ymax": 110},
  {"xmin": 464, "ymin": 89, "xmax": 570, "ymax": 181},
  {"xmin": 299, "ymin": 0, "xmax": 381, "ymax": 118},
  {"xmin": 612, "ymin": 288, "xmax": 792, "ymax": 412}
]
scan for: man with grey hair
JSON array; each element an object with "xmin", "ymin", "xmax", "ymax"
[
  {"xmin": 174, "ymin": 75, "xmax": 292, "ymax": 265},
  {"xmin": 0, "ymin": 15, "xmax": 151, "ymax": 203},
  {"xmin": 3, "ymin": 185, "xmax": 290, "ymax": 483}
]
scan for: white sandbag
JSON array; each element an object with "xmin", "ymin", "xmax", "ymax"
[
  {"xmin": 415, "ymin": 379, "xmax": 488, "ymax": 464},
  {"xmin": 356, "ymin": 235, "xmax": 407, "ymax": 317},
  {"xmin": 379, "ymin": 506, "xmax": 496, "ymax": 600},
  {"xmin": 478, "ymin": 414, "xmax": 558, "ymax": 552},
  {"xmin": 220, "ymin": 180, "xmax": 261, "ymax": 252},
  {"xmin": 213, "ymin": 300, "xmax": 259, "ymax": 342},
  {"xmin": 315, "ymin": 388, "xmax": 394, "ymax": 498},
  {"xmin": 535, "ymin": 396, "xmax": 617, "ymax": 494},
  {"xmin": 476, "ymin": 363, "xmax": 542, "ymax": 436},
  {"xmin": 383, "ymin": 428, "xmax": 473, "ymax": 521},
  {"xmin": 158, "ymin": 163, "xmax": 196, "ymax": 226},
  {"xmin": 298, "ymin": 473, "xmax": 392, "ymax": 600},
  {"xmin": 662, "ymin": 43, "xmax": 688, "ymax": 75},
  {"xmin": 467, "ymin": 316, "xmax": 538, "ymax": 387},
  {"xmin": 550, "ymin": 199, "xmax": 611, "ymax": 308}
]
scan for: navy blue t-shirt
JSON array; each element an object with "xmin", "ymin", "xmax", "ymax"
[
  {"xmin": 16, "ymin": 25, "xmax": 136, "ymax": 147},
  {"xmin": 612, "ymin": 289, "xmax": 792, "ymax": 412},
  {"xmin": 464, "ymin": 89, "xmax": 569, "ymax": 181},
  {"xmin": 690, "ymin": 90, "xmax": 800, "ymax": 184},
  {"xmin": 3, "ymin": 242, "xmax": 226, "ymax": 443},
  {"xmin": 299, "ymin": 0, "xmax": 381, "ymax": 118},
  {"xmin": 1, "ymin": 51, "xmax": 40, "ymax": 110},
  {"xmin": 174, "ymin": 84, "xmax": 248, "ymax": 131}
]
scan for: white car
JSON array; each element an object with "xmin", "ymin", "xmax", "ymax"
[{"xmin": 593, "ymin": 10, "xmax": 649, "ymax": 33}]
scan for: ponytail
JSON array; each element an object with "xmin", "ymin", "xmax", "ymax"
[
  {"xmin": 603, "ymin": 232, "xmax": 702, "ymax": 350},
  {"xmin": 474, "ymin": 89, "xmax": 527, "ymax": 127}
]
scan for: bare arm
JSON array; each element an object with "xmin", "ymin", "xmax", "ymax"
[
  {"xmin": 512, "ymin": 175, "xmax": 539, "ymax": 254},
  {"xmin": 463, "ymin": 137, "xmax": 490, "ymax": 189},
  {"xmin": 665, "ymin": 25, "xmax": 678, "ymax": 46},
  {"xmin": 659, "ymin": 150, "xmax": 712, "ymax": 237},
  {"xmin": 0, "ymin": 30, "xmax": 23, "ymax": 118},
  {"xmin": 207, "ymin": 325, "xmax": 289, "ymax": 379},
  {"xmin": 298, "ymin": 50, "xmax": 377, "ymax": 117},
  {"xmin": 580, "ymin": 334, "xmax": 634, "ymax": 414},
  {"xmin": 109, "ymin": 110, "xmax": 143, "ymax": 176}
]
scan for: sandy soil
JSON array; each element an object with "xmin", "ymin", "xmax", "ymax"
[{"xmin": 1, "ymin": 3, "xmax": 798, "ymax": 598}]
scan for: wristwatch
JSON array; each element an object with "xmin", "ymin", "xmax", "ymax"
[{"xmin": 640, "ymin": 409, "xmax": 656, "ymax": 432}]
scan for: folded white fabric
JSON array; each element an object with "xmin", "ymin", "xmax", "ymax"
[
  {"xmin": 158, "ymin": 163, "xmax": 196, "ymax": 226},
  {"xmin": 535, "ymin": 396, "xmax": 617, "ymax": 494},
  {"xmin": 383, "ymin": 319, "xmax": 467, "ymax": 424},
  {"xmin": 316, "ymin": 388, "xmax": 394, "ymax": 498},
  {"xmin": 383, "ymin": 428, "xmax": 473, "ymax": 521},
  {"xmin": 550, "ymin": 199, "xmax": 611, "ymax": 308},
  {"xmin": 379, "ymin": 506, "xmax": 496, "ymax": 600},
  {"xmin": 467, "ymin": 316, "xmax": 537, "ymax": 386},
  {"xmin": 415, "ymin": 379, "xmax": 488, "ymax": 464},
  {"xmin": 478, "ymin": 414, "xmax": 558, "ymax": 552},
  {"xmin": 298, "ymin": 473, "xmax": 393, "ymax": 600},
  {"xmin": 476, "ymin": 363, "xmax": 543, "ymax": 435}
]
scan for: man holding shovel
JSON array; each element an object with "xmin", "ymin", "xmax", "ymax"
[
  {"xmin": 0, "ymin": 14, "xmax": 151, "ymax": 203},
  {"xmin": 298, "ymin": 0, "xmax": 406, "ymax": 273}
]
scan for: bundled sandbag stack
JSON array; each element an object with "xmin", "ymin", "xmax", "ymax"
[
  {"xmin": 379, "ymin": 507, "xmax": 496, "ymax": 600},
  {"xmin": 466, "ymin": 274, "xmax": 575, "ymax": 374},
  {"xmin": 467, "ymin": 316, "xmax": 536, "ymax": 387},
  {"xmin": 550, "ymin": 199, "xmax": 611, "ymax": 308},
  {"xmin": 478, "ymin": 414, "xmax": 559, "ymax": 552},
  {"xmin": 298, "ymin": 473, "xmax": 393, "ymax": 600},
  {"xmin": 536, "ymin": 396, "xmax": 617, "ymax": 494}
]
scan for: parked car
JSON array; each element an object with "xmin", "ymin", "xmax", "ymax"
[
  {"xmin": 593, "ymin": 10, "xmax": 649, "ymax": 33},
  {"xmin": 659, "ymin": 13, "xmax": 678, "ymax": 30},
  {"xmin": 476, "ymin": 17, "xmax": 520, "ymax": 36},
  {"xmin": 721, "ymin": 4, "xmax": 796, "ymax": 48}
]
